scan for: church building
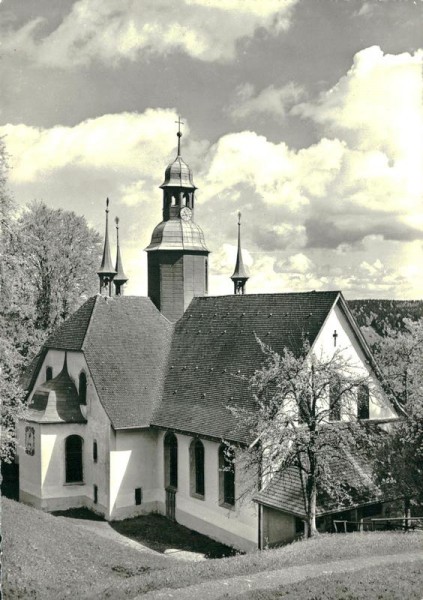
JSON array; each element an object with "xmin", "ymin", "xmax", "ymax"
[{"xmin": 18, "ymin": 128, "xmax": 400, "ymax": 551}]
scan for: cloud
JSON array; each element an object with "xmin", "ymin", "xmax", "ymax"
[
  {"xmin": 230, "ymin": 82, "xmax": 305, "ymax": 120},
  {"xmin": 3, "ymin": 45, "xmax": 423, "ymax": 299},
  {"xmin": 1, "ymin": 0, "xmax": 299, "ymax": 67},
  {"xmin": 1, "ymin": 109, "xmax": 205, "ymax": 184}
]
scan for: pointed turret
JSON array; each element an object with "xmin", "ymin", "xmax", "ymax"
[
  {"xmin": 97, "ymin": 198, "xmax": 116, "ymax": 296},
  {"xmin": 231, "ymin": 211, "xmax": 249, "ymax": 295},
  {"xmin": 113, "ymin": 217, "xmax": 128, "ymax": 296}
]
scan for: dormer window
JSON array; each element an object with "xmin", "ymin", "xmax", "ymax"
[
  {"xmin": 79, "ymin": 372, "xmax": 87, "ymax": 405},
  {"xmin": 46, "ymin": 366, "xmax": 53, "ymax": 381}
]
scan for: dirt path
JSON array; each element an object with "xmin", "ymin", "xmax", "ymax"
[{"xmin": 136, "ymin": 551, "xmax": 423, "ymax": 599}]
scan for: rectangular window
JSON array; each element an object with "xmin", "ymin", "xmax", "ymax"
[
  {"xmin": 329, "ymin": 377, "xmax": 341, "ymax": 421},
  {"xmin": 357, "ymin": 384, "xmax": 370, "ymax": 420},
  {"xmin": 93, "ymin": 440, "xmax": 98, "ymax": 463},
  {"xmin": 135, "ymin": 487, "xmax": 142, "ymax": 505},
  {"xmin": 93, "ymin": 484, "xmax": 98, "ymax": 504}
]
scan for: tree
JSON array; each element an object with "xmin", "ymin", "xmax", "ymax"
[
  {"xmin": 0, "ymin": 138, "xmax": 103, "ymax": 461},
  {"xmin": 14, "ymin": 201, "xmax": 103, "ymax": 332},
  {"xmin": 0, "ymin": 139, "xmax": 28, "ymax": 461},
  {"xmin": 372, "ymin": 318, "xmax": 423, "ymax": 413},
  {"xmin": 372, "ymin": 319, "xmax": 423, "ymax": 516},
  {"xmin": 230, "ymin": 339, "xmax": 376, "ymax": 538}
]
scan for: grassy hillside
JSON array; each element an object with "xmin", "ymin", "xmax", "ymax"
[{"xmin": 3, "ymin": 498, "xmax": 423, "ymax": 599}]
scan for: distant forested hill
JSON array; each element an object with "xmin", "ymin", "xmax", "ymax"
[{"xmin": 348, "ymin": 299, "xmax": 423, "ymax": 344}]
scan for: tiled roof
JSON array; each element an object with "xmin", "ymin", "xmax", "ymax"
[
  {"xmin": 152, "ymin": 292, "xmax": 339, "ymax": 442},
  {"xmin": 81, "ymin": 296, "xmax": 174, "ymax": 429},
  {"xmin": 43, "ymin": 295, "xmax": 174, "ymax": 429},
  {"xmin": 254, "ymin": 449, "xmax": 386, "ymax": 518},
  {"xmin": 46, "ymin": 296, "xmax": 97, "ymax": 350}
]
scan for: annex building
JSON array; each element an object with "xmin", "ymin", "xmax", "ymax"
[{"xmin": 18, "ymin": 130, "xmax": 400, "ymax": 551}]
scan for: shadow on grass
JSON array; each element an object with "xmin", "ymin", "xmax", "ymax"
[
  {"xmin": 51, "ymin": 507, "xmax": 105, "ymax": 521},
  {"xmin": 110, "ymin": 513, "xmax": 239, "ymax": 559},
  {"xmin": 1, "ymin": 462, "xmax": 19, "ymax": 500}
]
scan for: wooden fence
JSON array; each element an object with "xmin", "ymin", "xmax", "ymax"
[{"xmin": 333, "ymin": 517, "xmax": 423, "ymax": 533}]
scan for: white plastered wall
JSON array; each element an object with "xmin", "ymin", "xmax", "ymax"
[
  {"xmin": 109, "ymin": 428, "xmax": 160, "ymax": 520},
  {"xmin": 19, "ymin": 349, "xmax": 111, "ymax": 514},
  {"xmin": 156, "ymin": 430, "xmax": 258, "ymax": 552},
  {"xmin": 311, "ymin": 303, "xmax": 396, "ymax": 420}
]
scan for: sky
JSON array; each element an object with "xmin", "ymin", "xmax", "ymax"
[{"xmin": 1, "ymin": 0, "xmax": 423, "ymax": 299}]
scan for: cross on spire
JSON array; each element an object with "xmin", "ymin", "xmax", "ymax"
[{"xmin": 175, "ymin": 116, "xmax": 184, "ymax": 156}]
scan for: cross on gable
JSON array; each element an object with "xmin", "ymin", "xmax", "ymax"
[{"xmin": 333, "ymin": 329, "xmax": 338, "ymax": 347}]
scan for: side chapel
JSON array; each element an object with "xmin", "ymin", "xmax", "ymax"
[{"xmin": 18, "ymin": 126, "xmax": 400, "ymax": 551}]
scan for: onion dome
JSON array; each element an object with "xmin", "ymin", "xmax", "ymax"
[
  {"xmin": 160, "ymin": 156, "xmax": 196, "ymax": 189},
  {"xmin": 27, "ymin": 354, "xmax": 86, "ymax": 423},
  {"xmin": 160, "ymin": 118, "xmax": 196, "ymax": 189},
  {"xmin": 146, "ymin": 219, "xmax": 209, "ymax": 252}
]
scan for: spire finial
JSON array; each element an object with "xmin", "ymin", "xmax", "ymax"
[
  {"xmin": 231, "ymin": 211, "xmax": 249, "ymax": 295},
  {"xmin": 113, "ymin": 215, "xmax": 128, "ymax": 296},
  {"xmin": 175, "ymin": 116, "xmax": 184, "ymax": 156}
]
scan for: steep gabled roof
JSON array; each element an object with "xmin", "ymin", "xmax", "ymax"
[
  {"xmin": 81, "ymin": 296, "xmax": 174, "ymax": 428},
  {"xmin": 152, "ymin": 292, "xmax": 339, "ymax": 442},
  {"xmin": 46, "ymin": 296, "xmax": 97, "ymax": 350},
  {"xmin": 43, "ymin": 295, "xmax": 174, "ymax": 429}
]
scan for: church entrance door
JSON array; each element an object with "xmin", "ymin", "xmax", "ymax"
[{"xmin": 166, "ymin": 487, "xmax": 176, "ymax": 521}]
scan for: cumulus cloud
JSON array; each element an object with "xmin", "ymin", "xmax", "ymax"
[
  {"xmin": 3, "ymin": 45, "xmax": 423, "ymax": 299},
  {"xmin": 1, "ymin": 0, "xmax": 299, "ymax": 67},
  {"xmin": 230, "ymin": 82, "xmax": 305, "ymax": 120}
]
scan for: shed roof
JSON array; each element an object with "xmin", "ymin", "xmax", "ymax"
[{"xmin": 254, "ymin": 449, "xmax": 388, "ymax": 518}]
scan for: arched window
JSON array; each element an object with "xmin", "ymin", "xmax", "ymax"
[
  {"xmin": 329, "ymin": 376, "xmax": 341, "ymax": 421},
  {"xmin": 65, "ymin": 435, "xmax": 83, "ymax": 483},
  {"xmin": 357, "ymin": 384, "xmax": 370, "ymax": 420},
  {"xmin": 46, "ymin": 366, "xmax": 53, "ymax": 381},
  {"xmin": 164, "ymin": 432, "xmax": 178, "ymax": 489},
  {"xmin": 219, "ymin": 444, "xmax": 235, "ymax": 507},
  {"xmin": 190, "ymin": 439, "xmax": 205, "ymax": 498},
  {"xmin": 79, "ymin": 372, "xmax": 87, "ymax": 405}
]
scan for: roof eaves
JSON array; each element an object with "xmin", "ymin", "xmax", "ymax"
[
  {"xmin": 338, "ymin": 294, "xmax": 407, "ymax": 418},
  {"xmin": 308, "ymin": 291, "xmax": 341, "ymax": 356}
]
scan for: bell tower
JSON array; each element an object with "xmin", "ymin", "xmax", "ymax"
[{"xmin": 145, "ymin": 119, "xmax": 209, "ymax": 322}]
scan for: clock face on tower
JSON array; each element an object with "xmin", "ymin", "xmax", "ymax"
[{"xmin": 180, "ymin": 207, "xmax": 192, "ymax": 222}]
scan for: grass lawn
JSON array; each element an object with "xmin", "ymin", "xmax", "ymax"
[
  {"xmin": 3, "ymin": 497, "xmax": 423, "ymax": 599},
  {"xmin": 230, "ymin": 562, "xmax": 423, "ymax": 600},
  {"xmin": 110, "ymin": 513, "xmax": 237, "ymax": 557}
]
